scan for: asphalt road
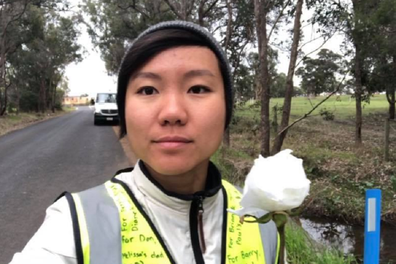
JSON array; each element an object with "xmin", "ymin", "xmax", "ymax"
[{"xmin": 0, "ymin": 106, "xmax": 131, "ymax": 263}]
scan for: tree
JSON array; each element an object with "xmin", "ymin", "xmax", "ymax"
[
  {"xmin": 220, "ymin": 0, "xmax": 256, "ymax": 146},
  {"xmin": 271, "ymin": 0, "xmax": 304, "ymax": 155},
  {"xmin": 246, "ymin": 50, "xmax": 282, "ymax": 99},
  {"xmin": 82, "ymin": 0, "xmax": 224, "ymax": 75},
  {"xmin": 254, "ymin": 0, "xmax": 272, "ymax": 157},
  {"xmin": 164, "ymin": 0, "xmax": 222, "ymax": 26},
  {"xmin": 254, "ymin": 0, "xmax": 305, "ymax": 156},
  {"xmin": 271, "ymin": 73, "xmax": 287, "ymax": 98},
  {"xmin": 82, "ymin": 0, "xmax": 176, "ymax": 75},
  {"xmin": 0, "ymin": 0, "xmax": 30, "ymax": 115},
  {"xmin": 7, "ymin": 2, "xmax": 81, "ymax": 112},
  {"xmin": 296, "ymin": 49, "xmax": 342, "ymax": 96},
  {"xmin": 307, "ymin": 0, "xmax": 383, "ymax": 145},
  {"xmin": 234, "ymin": 64, "xmax": 255, "ymax": 100},
  {"xmin": 364, "ymin": 0, "xmax": 396, "ymax": 119}
]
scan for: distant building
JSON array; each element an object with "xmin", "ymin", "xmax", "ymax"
[{"xmin": 63, "ymin": 95, "xmax": 90, "ymax": 106}]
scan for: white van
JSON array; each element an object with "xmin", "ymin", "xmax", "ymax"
[{"xmin": 93, "ymin": 92, "xmax": 119, "ymax": 125}]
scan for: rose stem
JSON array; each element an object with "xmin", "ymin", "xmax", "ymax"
[{"xmin": 278, "ymin": 224, "xmax": 286, "ymax": 264}]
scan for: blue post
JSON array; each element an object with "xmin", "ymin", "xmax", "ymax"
[{"xmin": 364, "ymin": 189, "xmax": 382, "ymax": 264}]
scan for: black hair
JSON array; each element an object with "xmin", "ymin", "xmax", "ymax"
[{"xmin": 117, "ymin": 28, "xmax": 231, "ymax": 138}]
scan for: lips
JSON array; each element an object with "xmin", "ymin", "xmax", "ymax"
[{"xmin": 153, "ymin": 136, "xmax": 193, "ymax": 149}]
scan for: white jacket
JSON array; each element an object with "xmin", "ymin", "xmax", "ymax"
[{"xmin": 10, "ymin": 161, "xmax": 278, "ymax": 264}]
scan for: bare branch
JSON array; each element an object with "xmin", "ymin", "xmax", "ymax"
[
  {"xmin": 232, "ymin": 39, "xmax": 250, "ymax": 83},
  {"xmin": 211, "ymin": 24, "xmax": 222, "ymax": 34},
  {"xmin": 273, "ymin": 74, "xmax": 347, "ymax": 140},
  {"xmin": 295, "ymin": 33, "xmax": 335, "ymax": 68},
  {"xmin": 224, "ymin": 0, "xmax": 232, "ymax": 52},
  {"xmin": 198, "ymin": 0, "xmax": 208, "ymax": 26},
  {"xmin": 307, "ymin": 97, "xmax": 314, "ymax": 108},
  {"xmin": 164, "ymin": 0, "xmax": 183, "ymax": 20},
  {"xmin": 186, "ymin": 0, "xmax": 197, "ymax": 19},
  {"xmin": 117, "ymin": 2, "xmax": 150, "ymax": 20},
  {"xmin": 3, "ymin": 0, "xmax": 29, "ymax": 36},
  {"xmin": 202, "ymin": 0, "xmax": 220, "ymax": 18},
  {"xmin": 268, "ymin": 0, "xmax": 292, "ymax": 41},
  {"xmin": 299, "ymin": 34, "xmax": 328, "ymax": 50}
]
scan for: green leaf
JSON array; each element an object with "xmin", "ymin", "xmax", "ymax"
[
  {"xmin": 255, "ymin": 212, "xmax": 274, "ymax": 223},
  {"xmin": 273, "ymin": 213, "xmax": 288, "ymax": 228}
]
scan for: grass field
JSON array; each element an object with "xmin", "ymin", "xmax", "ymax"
[
  {"xmin": 272, "ymin": 94, "xmax": 389, "ymax": 118},
  {"xmin": 237, "ymin": 94, "xmax": 389, "ymax": 120}
]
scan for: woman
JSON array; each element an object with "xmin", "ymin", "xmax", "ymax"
[{"xmin": 10, "ymin": 21, "xmax": 279, "ymax": 264}]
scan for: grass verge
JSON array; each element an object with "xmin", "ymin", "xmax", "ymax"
[
  {"xmin": 285, "ymin": 220, "xmax": 358, "ymax": 264},
  {"xmin": 0, "ymin": 107, "xmax": 75, "ymax": 137}
]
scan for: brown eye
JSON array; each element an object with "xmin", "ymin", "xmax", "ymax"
[
  {"xmin": 188, "ymin": 85, "xmax": 210, "ymax": 94},
  {"xmin": 137, "ymin": 86, "xmax": 158, "ymax": 95}
]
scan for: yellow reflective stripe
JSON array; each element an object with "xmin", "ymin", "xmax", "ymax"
[
  {"xmin": 275, "ymin": 232, "xmax": 280, "ymax": 264},
  {"xmin": 72, "ymin": 193, "xmax": 90, "ymax": 264},
  {"xmin": 222, "ymin": 180, "xmax": 265, "ymax": 264},
  {"xmin": 104, "ymin": 181, "xmax": 171, "ymax": 264}
]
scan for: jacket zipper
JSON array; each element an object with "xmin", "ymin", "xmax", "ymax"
[
  {"xmin": 197, "ymin": 196, "xmax": 206, "ymax": 253},
  {"xmin": 190, "ymin": 195, "xmax": 206, "ymax": 264}
]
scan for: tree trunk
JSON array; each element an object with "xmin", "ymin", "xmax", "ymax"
[
  {"xmin": 0, "ymin": 40, "xmax": 7, "ymax": 116},
  {"xmin": 39, "ymin": 77, "xmax": 46, "ymax": 113},
  {"xmin": 52, "ymin": 80, "xmax": 57, "ymax": 113},
  {"xmin": 223, "ymin": 128, "xmax": 230, "ymax": 146},
  {"xmin": 351, "ymin": 0, "xmax": 363, "ymax": 146},
  {"xmin": 48, "ymin": 77, "xmax": 53, "ymax": 112},
  {"xmin": 222, "ymin": 0, "xmax": 233, "ymax": 148},
  {"xmin": 16, "ymin": 84, "xmax": 20, "ymax": 115},
  {"xmin": 0, "ymin": 85, "xmax": 7, "ymax": 116},
  {"xmin": 255, "ymin": 73, "xmax": 262, "ymax": 100},
  {"xmin": 353, "ymin": 42, "xmax": 363, "ymax": 145},
  {"xmin": 0, "ymin": 9, "xmax": 7, "ymax": 116},
  {"xmin": 198, "ymin": 0, "xmax": 205, "ymax": 26},
  {"xmin": 387, "ymin": 88, "xmax": 395, "ymax": 120},
  {"xmin": 389, "ymin": 56, "xmax": 396, "ymax": 120},
  {"xmin": 224, "ymin": 0, "xmax": 232, "ymax": 50},
  {"xmin": 254, "ymin": 0, "xmax": 271, "ymax": 157},
  {"xmin": 271, "ymin": 0, "xmax": 303, "ymax": 154},
  {"xmin": 181, "ymin": 0, "xmax": 188, "ymax": 20},
  {"xmin": 0, "ymin": 87, "xmax": 2, "ymax": 114}
]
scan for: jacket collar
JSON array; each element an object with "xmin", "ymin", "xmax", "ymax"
[
  {"xmin": 116, "ymin": 160, "xmax": 223, "ymax": 213},
  {"xmin": 138, "ymin": 160, "xmax": 222, "ymax": 201}
]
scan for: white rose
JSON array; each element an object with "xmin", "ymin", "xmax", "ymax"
[{"xmin": 229, "ymin": 149, "xmax": 310, "ymax": 218}]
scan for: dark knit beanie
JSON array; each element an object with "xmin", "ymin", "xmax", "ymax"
[{"xmin": 117, "ymin": 21, "xmax": 233, "ymax": 133}]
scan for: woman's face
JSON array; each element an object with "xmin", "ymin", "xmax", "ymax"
[{"xmin": 125, "ymin": 46, "xmax": 226, "ymax": 176}]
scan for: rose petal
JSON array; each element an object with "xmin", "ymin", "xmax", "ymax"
[{"xmin": 239, "ymin": 149, "xmax": 311, "ymax": 212}]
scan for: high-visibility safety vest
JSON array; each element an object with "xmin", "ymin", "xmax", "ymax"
[{"xmin": 65, "ymin": 178, "xmax": 280, "ymax": 264}]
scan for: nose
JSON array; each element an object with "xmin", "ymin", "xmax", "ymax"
[{"xmin": 158, "ymin": 93, "xmax": 187, "ymax": 126}]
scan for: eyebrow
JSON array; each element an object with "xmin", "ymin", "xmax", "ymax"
[
  {"xmin": 131, "ymin": 69, "xmax": 215, "ymax": 81},
  {"xmin": 131, "ymin": 72, "xmax": 161, "ymax": 81},
  {"xmin": 184, "ymin": 69, "xmax": 215, "ymax": 78}
]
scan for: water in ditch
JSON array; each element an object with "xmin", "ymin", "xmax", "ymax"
[{"xmin": 301, "ymin": 217, "xmax": 396, "ymax": 263}]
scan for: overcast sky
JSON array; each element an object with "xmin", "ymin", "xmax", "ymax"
[{"xmin": 65, "ymin": 28, "xmax": 117, "ymax": 97}]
